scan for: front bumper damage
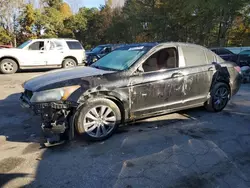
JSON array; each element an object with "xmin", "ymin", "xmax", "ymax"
[{"xmin": 20, "ymin": 93, "xmax": 78, "ymax": 147}]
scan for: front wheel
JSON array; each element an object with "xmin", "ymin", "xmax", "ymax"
[
  {"xmin": 0, "ymin": 59, "xmax": 18, "ymax": 74},
  {"xmin": 205, "ymin": 82, "xmax": 230, "ymax": 112},
  {"xmin": 76, "ymin": 98, "xmax": 121, "ymax": 141}
]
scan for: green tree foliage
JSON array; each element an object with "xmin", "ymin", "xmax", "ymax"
[
  {"xmin": 0, "ymin": 0, "xmax": 250, "ymax": 48},
  {"xmin": 18, "ymin": 4, "xmax": 36, "ymax": 42},
  {"xmin": 0, "ymin": 27, "xmax": 12, "ymax": 44}
]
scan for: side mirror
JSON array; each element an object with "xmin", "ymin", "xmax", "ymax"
[{"xmin": 134, "ymin": 66, "xmax": 144, "ymax": 74}]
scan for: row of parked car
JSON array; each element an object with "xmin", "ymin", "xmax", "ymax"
[
  {"xmin": 211, "ymin": 47, "xmax": 250, "ymax": 67},
  {"xmin": 0, "ymin": 38, "xmax": 249, "ymax": 74}
]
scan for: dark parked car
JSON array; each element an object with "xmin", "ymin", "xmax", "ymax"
[
  {"xmin": 86, "ymin": 44, "xmax": 123, "ymax": 65},
  {"xmin": 20, "ymin": 42, "xmax": 241, "ymax": 146},
  {"xmin": 210, "ymin": 47, "xmax": 238, "ymax": 63},
  {"xmin": 211, "ymin": 48, "xmax": 250, "ymax": 67},
  {"xmin": 237, "ymin": 50, "xmax": 250, "ymax": 67}
]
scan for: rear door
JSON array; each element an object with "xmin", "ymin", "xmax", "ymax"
[
  {"xmin": 46, "ymin": 40, "xmax": 65, "ymax": 66},
  {"xmin": 179, "ymin": 45, "xmax": 215, "ymax": 106}
]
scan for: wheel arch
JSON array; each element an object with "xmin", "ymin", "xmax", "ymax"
[
  {"xmin": 63, "ymin": 56, "xmax": 78, "ymax": 65},
  {"xmin": 209, "ymin": 65, "xmax": 231, "ymax": 96},
  {"xmin": 0, "ymin": 56, "xmax": 20, "ymax": 68},
  {"xmin": 77, "ymin": 89, "xmax": 130, "ymax": 123},
  {"xmin": 210, "ymin": 77, "xmax": 231, "ymax": 96}
]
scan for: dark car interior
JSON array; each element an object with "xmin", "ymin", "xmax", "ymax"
[{"xmin": 142, "ymin": 48, "xmax": 178, "ymax": 72}]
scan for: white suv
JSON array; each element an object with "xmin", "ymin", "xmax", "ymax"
[{"xmin": 0, "ymin": 38, "xmax": 86, "ymax": 74}]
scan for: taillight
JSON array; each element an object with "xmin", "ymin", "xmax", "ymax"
[{"xmin": 234, "ymin": 66, "xmax": 241, "ymax": 73}]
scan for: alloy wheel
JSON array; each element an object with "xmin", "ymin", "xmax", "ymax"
[
  {"xmin": 83, "ymin": 105, "xmax": 116, "ymax": 138},
  {"xmin": 1, "ymin": 62, "xmax": 14, "ymax": 73},
  {"xmin": 64, "ymin": 60, "xmax": 76, "ymax": 68},
  {"xmin": 213, "ymin": 87, "xmax": 229, "ymax": 110}
]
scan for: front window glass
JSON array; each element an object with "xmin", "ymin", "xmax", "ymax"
[
  {"xmin": 17, "ymin": 40, "xmax": 32, "ymax": 49},
  {"xmin": 91, "ymin": 46, "xmax": 151, "ymax": 71},
  {"xmin": 28, "ymin": 41, "xmax": 45, "ymax": 50}
]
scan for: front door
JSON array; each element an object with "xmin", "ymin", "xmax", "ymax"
[
  {"xmin": 129, "ymin": 47, "xmax": 184, "ymax": 118},
  {"xmin": 24, "ymin": 41, "xmax": 47, "ymax": 66}
]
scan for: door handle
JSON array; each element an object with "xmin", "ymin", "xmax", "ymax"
[{"xmin": 171, "ymin": 72, "xmax": 183, "ymax": 78}]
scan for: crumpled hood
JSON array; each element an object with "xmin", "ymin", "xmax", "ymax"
[
  {"xmin": 86, "ymin": 51, "xmax": 95, "ymax": 55},
  {"xmin": 24, "ymin": 66, "xmax": 115, "ymax": 92}
]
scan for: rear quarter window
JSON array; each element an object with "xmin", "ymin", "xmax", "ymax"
[
  {"xmin": 66, "ymin": 41, "xmax": 83, "ymax": 50},
  {"xmin": 182, "ymin": 46, "xmax": 207, "ymax": 67}
]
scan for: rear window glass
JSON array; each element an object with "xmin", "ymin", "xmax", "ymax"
[
  {"xmin": 66, "ymin": 41, "xmax": 83, "ymax": 50},
  {"xmin": 182, "ymin": 46, "xmax": 207, "ymax": 66}
]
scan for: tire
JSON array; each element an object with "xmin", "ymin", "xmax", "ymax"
[
  {"xmin": 62, "ymin": 58, "xmax": 77, "ymax": 68},
  {"xmin": 76, "ymin": 98, "xmax": 121, "ymax": 141},
  {"xmin": 0, "ymin": 59, "xmax": 18, "ymax": 74},
  {"xmin": 205, "ymin": 82, "xmax": 230, "ymax": 112}
]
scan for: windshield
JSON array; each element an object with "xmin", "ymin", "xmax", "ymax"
[
  {"xmin": 239, "ymin": 50, "xmax": 250, "ymax": 55},
  {"xmin": 91, "ymin": 46, "xmax": 104, "ymax": 53},
  {"xmin": 91, "ymin": 46, "xmax": 150, "ymax": 71},
  {"xmin": 17, "ymin": 40, "xmax": 32, "ymax": 49}
]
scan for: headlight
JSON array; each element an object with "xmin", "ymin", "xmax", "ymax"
[
  {"xmin": 30, "ymin": 86, "xmax": 80, "ymax": 103},
  {"xmin": 92, "ymin": 57, "xmax": 98, "ymax": 62}
]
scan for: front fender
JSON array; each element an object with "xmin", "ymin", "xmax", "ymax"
[{"xmin": 69, "ymin": 86, "xmax": 130, "ymax": 120}]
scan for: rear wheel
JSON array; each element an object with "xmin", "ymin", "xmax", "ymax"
[
  {"xmin": 205, "ymin": 82, "xmax": 230, "ymax": 112},
  {"xmin": 62, "ymin": 58, "xmax": 77, "ymax": 68},
  {"xmin": 0, "ymin": 59, "xmax": 18, "ymax": 74},
  {"xmin": 76, "ymin": 98, "xmax": 121, "ymax": 141}
]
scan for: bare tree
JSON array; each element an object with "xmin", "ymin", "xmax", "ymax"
[
  {"xmin": 65, "ymin": 0, "xmax": 82, "ymax": 13},
  {"xmin": 0, "ymin": 0, "xmax": 25, "ymax": 46}
]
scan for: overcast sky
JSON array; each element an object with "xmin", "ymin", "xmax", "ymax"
[{"xmin": 83, "ymin": 0, "xmax": 105, "ymax": 8}]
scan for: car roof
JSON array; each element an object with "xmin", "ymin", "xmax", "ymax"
[
  {"xmin": 114, "ymin": 42, "xmax": 211, "ymax": 51},
  {"xmin": 31, "ymin": 38, "xmax": 79, "ymax": 41},
  {"xmin": 97, "ymin": 44, "xmax": 126, "ymax": 47},
  {"xmin": 160, "ymin": 42, "xmax": 206, "ymax": 48},
  {"xmin": 210, "ymin": 47, "xmax": 229, "ymax": 50},
  {"xmin": 121, "ymin": 42, "xmax": 159, "ymax": 48}
]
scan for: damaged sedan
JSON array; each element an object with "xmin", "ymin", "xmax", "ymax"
[{"xmin": 20, "ymin": 42, "xmax": 242, "ymax": 146}]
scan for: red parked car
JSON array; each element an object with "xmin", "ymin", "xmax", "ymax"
[{"xmin": 0, "ymin": 45, "xmax": 13, "ymax": 49}]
